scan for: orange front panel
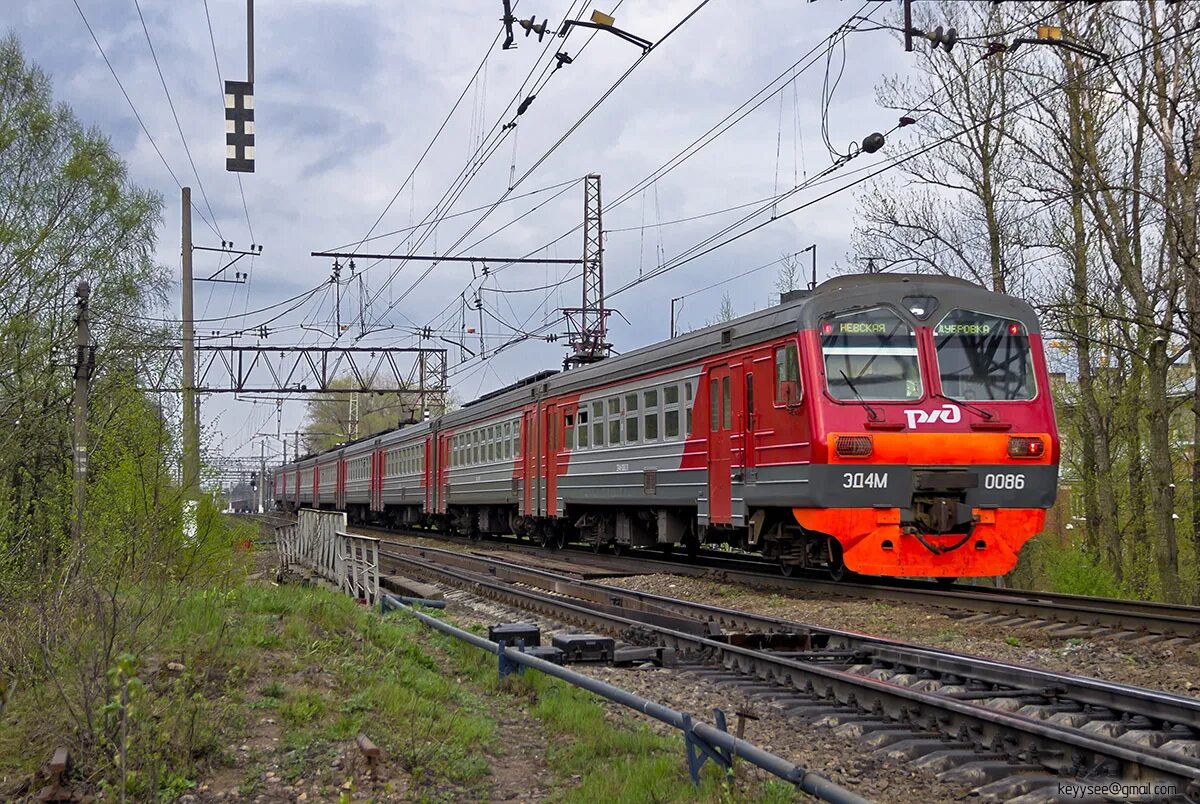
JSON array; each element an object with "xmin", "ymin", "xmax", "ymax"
[
  {"xmin": 793, "ymin": 506, "xmax": 1045, "ymax": 577},
  {"xmin": 827, "ymin": 432, "xmax": 1054, "ymax": 466}
]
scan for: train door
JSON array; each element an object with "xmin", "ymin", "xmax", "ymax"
[
  {"xmin": 743, "ymin": 365, "xmax": 758, "ymax": 469},
  {"xmin": 313, "ymin": 463, "xmax": 321, "ymax": 507},
  {"xmin": 707, "ymin": 366, "xmax": 734, "ymax": 525},
  {"xmin": 336, "ymin": 454, "xmax": 346, "ymax": 509},
  {"xmin": 435, "ymin": 432, "xmax": 448, "ymax": 514},
  {"xmin": 371, "ymin": 445, "xmax": 383, "ymax": 513},
  {"xmin": 542, "ymin": 402, "xmax": 559, "ymax": 517},
  {"xmin": 521, "ymin": 408, "xmax": 537, "ymax": 516}
]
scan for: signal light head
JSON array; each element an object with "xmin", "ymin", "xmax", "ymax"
[
  {"xmin": 836, "ymin": 435, "xmax": 873, "ymax": 458},
  {"xmin": 1008, "ymin": 436, "xmax": 1044, "ymax": 459},
  {"xmin": 821, "ymin": 321, "xmax": 834, "ymax": 335}
]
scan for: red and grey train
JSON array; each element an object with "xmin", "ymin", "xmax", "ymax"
[{"xmin": 272, "ymin": 274, "xmax": 1059, "ymax": 579}]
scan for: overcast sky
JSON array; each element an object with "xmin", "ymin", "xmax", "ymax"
[{"xmin": 9, "ymin": 0, "xmax": 918, "ymax": 466}]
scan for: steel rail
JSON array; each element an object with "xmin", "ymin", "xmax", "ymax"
[
  {"xmin": 382, "ymin": 541, "xmax": 1200, "ymax": 730},
  {"xmin": 376, "ymin": 542, "xmax": 1200, "ymax": 793},
  {"xmin": 275, "ymin": 515, "xmax": 1200, "ymax": 639},
  {"xmin": 357, "ymin": 523, "xmax": 1200, "ymax": 640},
  {"xmin": 386, "ymin": 597, "xmax": 871, "ymax": 804}
]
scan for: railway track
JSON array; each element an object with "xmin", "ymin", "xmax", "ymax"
[
  {"xmin": 343, "ymin": 522, "xmax": 1200, "ymax": 644},
  {"xmin": 377, "ymin": 540, "xmax": 1200, "ymax": 801},
  {"xmin": 257, "ymin": 512, "xmax": 1200, "ymax": 643}
]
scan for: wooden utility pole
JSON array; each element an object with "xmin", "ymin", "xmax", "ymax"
[
  {"xmin": 182, "ymin": 187, "xmax": 200, "ymax": 494},
  {"xmin": 903, "ymin": 0, "xmax": 913, "ymax": 51},
  {"xmin": 71, "ymin": 281, "xmax": 93, "ymax": 545}
]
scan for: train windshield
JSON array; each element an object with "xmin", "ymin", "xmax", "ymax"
[
  {"xmin": 821, "ymin": 307, "xmax": 921, "ymax": 401},
  {"xmin": 934, "ymin": 309, "xmax": 1035, "ymax": 400}
]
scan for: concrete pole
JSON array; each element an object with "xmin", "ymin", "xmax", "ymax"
[
  {"xmin": 71, "ymin": 281, "xmax": 92, "ymax": 545},
  {"xmin": 182, "ymin": 187, "xmax": 200, "ymax": 495},
  {"xmin": 259, "ymin": 439, "xmax": 266, "ymax": 513}
]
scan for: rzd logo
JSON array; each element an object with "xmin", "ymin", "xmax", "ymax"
[{"xmin": 904, "ymin": 403, "xmax": 961, "ymax": 429}]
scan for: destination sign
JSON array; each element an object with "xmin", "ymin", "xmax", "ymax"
[
  {"xmin": 837, "ymin": 322, "xmax": 887, "ymax": 334},
  {"xmin": 934, "ymin": 313, "xmax": 1025, "ymax": 337},
  {"xmin": 821, "ymin": 307, "xmax": 913, "ymax": 338},
  {"xmin": 935, "ymin": 322, "xmax": 992, "ymax": 335}
]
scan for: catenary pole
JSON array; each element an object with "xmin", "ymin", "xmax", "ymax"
[
  {"xmin": 182, "ymin": 187, "xmax": 200, "ymax": 495},
  {"xmin": 71, "ymin": 281, "xmax": 93, "ymax": 545}
]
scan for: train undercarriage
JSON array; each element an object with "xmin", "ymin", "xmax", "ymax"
[{"xmin": 283, "ymin": 499, "xmax": 872, "ymax": 579}]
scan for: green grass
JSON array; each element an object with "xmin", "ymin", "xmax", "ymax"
[
  {"xmin": 396, "ymin": 612, "xmax": 800, "ymax": 802},
  {"xmin": 5, "ymin": 548, "xmax": 802, "ymax": 801}
]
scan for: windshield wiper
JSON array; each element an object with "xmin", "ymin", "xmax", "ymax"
[
  {"xmin": 932, "ymin": 390, "xmax": 994, "ymax": 420},
  {"xmin": 839, "ymin": 370, "xmax": 881, "ymax": 422}
]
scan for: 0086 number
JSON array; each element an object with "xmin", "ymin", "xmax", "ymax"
[{"xmin": 984, "ymin": 473, "xmax": 1025, "ymax": 490}]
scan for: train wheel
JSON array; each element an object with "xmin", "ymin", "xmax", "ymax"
[
  {"xmin": 612, "ymin": 542, "xmax": 627, "ymax": 557},
  {"xmin": 934, "ymin": 576, "xmax": 957, "ymax": 587},
  {"xmin": 660, "ymin": 543, "xmax": 675, "ymax": 558},
  {"xmin": 592, "ymin": 539, "xmax": 604, "ymax": 554},
  {"xmin": 779, "ymin": 559, "xmax": 797, "ymax": 577},
  {"xmin": 539, "ymin": 527, "xmax": 557, "ymax": 550}
]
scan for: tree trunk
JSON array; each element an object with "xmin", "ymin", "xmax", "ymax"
[
  {"xmin": 1063, "ymin": 60, "xmax": 1121, "ymax": 579},
  {"xmin": 1145, "ymin": 341, "xmax": 1182, "ymax": 601}
]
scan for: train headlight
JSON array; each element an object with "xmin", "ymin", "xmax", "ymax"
[
  {"xmin": 836, "ymin": 435, "xmax": 873, "ymax": 457},
  {"xmin": 1008, "ymin": 436, "xmax": 1044, "ymax": 458}
]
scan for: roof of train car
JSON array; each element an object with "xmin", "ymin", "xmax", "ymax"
[
  {"xmin": 275, "ymin": 273, "xmax": 1034, "ymax": 468},
  {"xmin": 436, "ymin": 272, "xmax": 1035, "ymax": 424}
]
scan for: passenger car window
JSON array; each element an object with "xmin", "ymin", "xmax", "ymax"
[
  {"xmin": 721, "ymin": 376, "xmax": 731, "ymax": 429},
  {"xmin": 775, "ymin": 342, "xmax": 801, "ymax": 405},
  {"xmin": 934, "ymin": 309, "xmax": 1035, "ymax": 400},
  {"xmin": 665, "ymin": 409, "xmax": 680, "ymax": 439},
  {"xmin": 821, "ymin": 306, "xmax": 921, "ymax": 401}
]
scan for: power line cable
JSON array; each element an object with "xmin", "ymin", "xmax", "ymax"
[
  {"xmin": 349, "ymin": 1, "xmax": 594, "ymax": 322},
  {"xmin": 434, "ymin": 0, "xmax": 883, "ymax": 308},
  {"xmin": 441, "ymin": 21, "xmax": 1195, "ymax": 384},
  {"xmin": 325, "ymin": 176, "xmax": 583, "ymax": 251},
  {"xmin": 612, "ymin": 22, "xmax": 1196, "ymax": 299},
  {"xmin": 133, "ymin": 0, "xmax": 224, "ymax": 240},
  {"xmin": 71, "ymin": 0, "xmax": 221, "ymax": 238},
  {"xmin": 202, "ymin": 0, "xmax": 257, "ymax": 246},
  {"xmin": 348, "ymin": 17, "xmax": 510, "ymax": 255},
  {"xmin": 365, "ymin": 0, "xmax": 712, "ymax": 334}
]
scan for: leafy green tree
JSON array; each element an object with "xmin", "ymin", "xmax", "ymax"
[
  {"xmin": 300, "ymin": 377, "xmax": 451, "ymax": 454},
  {"xmin": 0, "ymin": 35, "xmax": 247, "ymax": 795},
  {"xmin": 0, "ymin": 33, "xmax": 167, "ymax": 576}
]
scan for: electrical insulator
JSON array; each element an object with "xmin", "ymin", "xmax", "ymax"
[
  {"xmin": 926, "ymin": 25, "xmax": 958, "ymax": 53},
  {"xmin": 861, "ymin": 132, "xmax": 886, "ymax": 154},
  {"xmin": 518, "ymin": 16, "xmax": 549, "ymax": 41}
]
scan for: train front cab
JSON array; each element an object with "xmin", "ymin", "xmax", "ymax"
[{"xmin": 789, "ymin": 287, "xmax": 1058, "ymax": 579}]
